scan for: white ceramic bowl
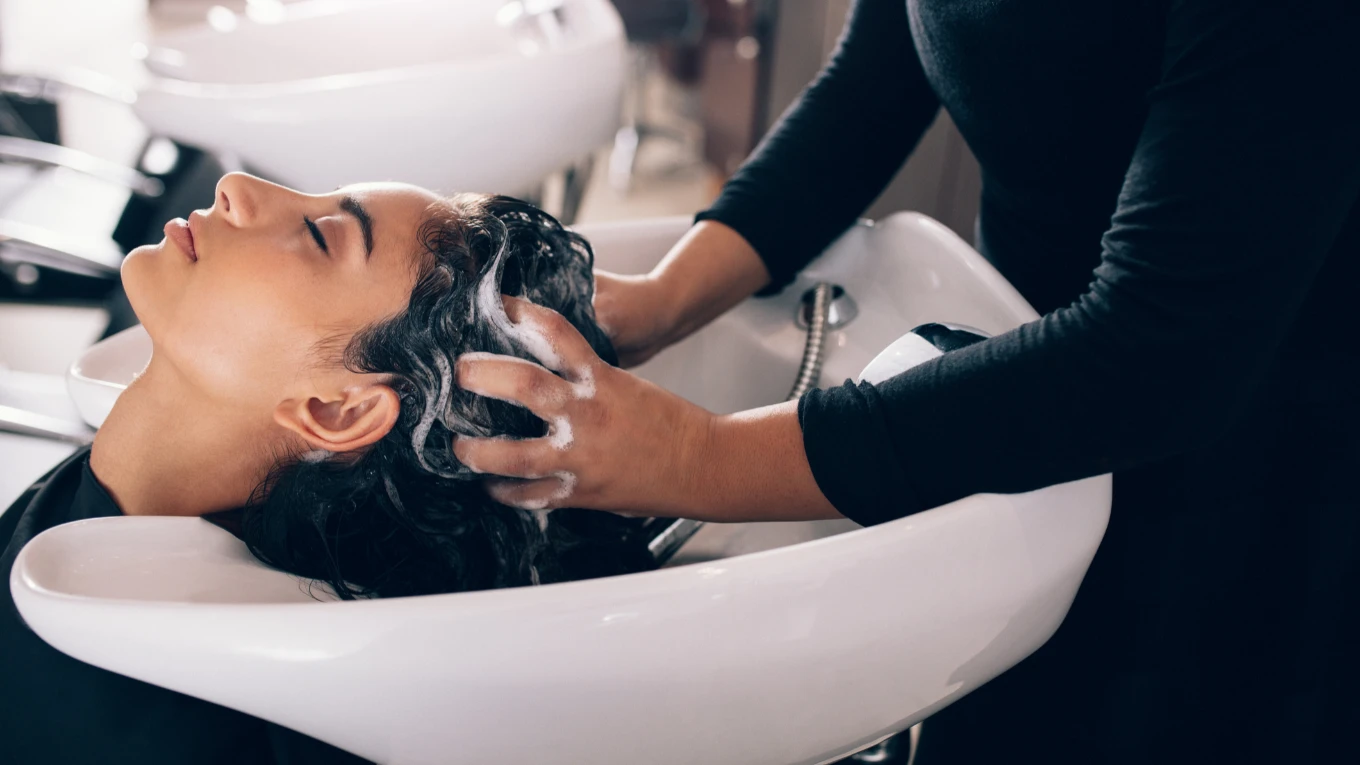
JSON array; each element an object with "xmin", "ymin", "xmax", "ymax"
[
  {"xmin": 22, "ymin": 214, "xmax": 1111, "ymax": 764},
  {"xmin": 133, "ymin": 0, "xmax": 625, "ymax": 194}
]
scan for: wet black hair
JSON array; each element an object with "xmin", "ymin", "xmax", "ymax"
[{"xmin": 238, "ymin": 194, "xmax": 655, "ymax": 599}]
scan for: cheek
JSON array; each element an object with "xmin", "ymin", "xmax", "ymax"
[{"xmin": 159, "ymin": 261, "xmax": 328, "ymax": 403}]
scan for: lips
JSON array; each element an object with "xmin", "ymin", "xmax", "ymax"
[{"xmin": 164, "ymin": 217, "xmax": 197, "ymax": 262}]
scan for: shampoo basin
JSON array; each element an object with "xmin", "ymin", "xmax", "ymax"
[
  {"xmin": 15, "ymin": 213, "xmax": 1111, "ymax": 764},
  {"xmin": 133, "ymin": 0, "xmax": 625, "ymax": 194}
]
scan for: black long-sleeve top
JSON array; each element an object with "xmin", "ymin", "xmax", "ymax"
[
  {"xmin": 699, "ymin": 0, "xmax": 1359, "ymax": 524},
  {"xmin": 698, "ymin": 1, "xmax": 1360, "ymax": 761}
]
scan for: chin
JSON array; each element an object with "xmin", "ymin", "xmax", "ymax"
[{"xmin": 119, "ymin": 242, "xmax": 167, "ymax": 332}]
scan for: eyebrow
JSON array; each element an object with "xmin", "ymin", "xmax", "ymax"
[{"xmin": 340, "ymin": 195, "xmax": 374, "ymax": 259}]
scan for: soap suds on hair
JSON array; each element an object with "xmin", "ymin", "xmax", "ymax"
[
  {"xmin": 410, "ymin": 354, "xmax": 458, "ymax": 478},
  {"xmin": 507, "ymin": 314, "xmax": 564, "ymax": 373},
  {"xmin": 246, "ymin": 193, "xmax": 651, "ymax": 602},
  {"xmin": 528, "ymin": 507, "xmax": 552, "ymax": 533},
  {"xmin": 458, "ymin": 353, "xmax": 570, "ymax": 410},
  {"xmin": 503, "ymin": 471, "xmax": 577, "ymax": 512},
  {"xmin": 468, "ymin": 215, "xmax": 600, "ymax": 418},
  {"xmin": 475, "ymin": 236, "xmax": 564, "ymax": 372},
  {"xmin": 457, "ymin": 355, "xmax": 581, "ymax": 452}
]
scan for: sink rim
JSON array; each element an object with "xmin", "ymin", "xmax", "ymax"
[{"xmin": 139, "ymin": 0, "xmax": 625, "ymax": 88}]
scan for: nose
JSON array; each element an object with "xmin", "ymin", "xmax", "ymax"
[
  {"xmin": 213, "ymin": 172, "xmax": 257, "ymax": 227},
  {"xmin": 214, "ymin": 172, "xmax": 307, "ymax": 228}
]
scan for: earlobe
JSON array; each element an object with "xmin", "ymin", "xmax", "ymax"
[{"xmin": 273, "ymin": 384, "xmax": 400, "ymax": 454}]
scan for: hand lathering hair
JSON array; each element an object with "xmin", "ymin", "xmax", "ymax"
[{"xmin": 238, "ymin": 194, "xmax": 655, "ymax": 599}]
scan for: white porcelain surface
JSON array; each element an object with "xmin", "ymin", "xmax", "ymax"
[
  {"xmin": 861, "ymin": 332, "xmax": 957, "ymax": 384},
  {"xmin": 133, "ymin": 0, "xmax": 625, "ymax": 194},
  {"xmin": 15, "ymin": 213, "xmax": 1111, "ymax": 764},
  {"xmin": 65, "ymin": 321, "xmax": 151, "ymax": 428}
]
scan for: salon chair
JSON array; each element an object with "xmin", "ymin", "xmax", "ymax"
[{"xmin": 11, "ymin": 212, "xmax": 1112, "ymax": 765}]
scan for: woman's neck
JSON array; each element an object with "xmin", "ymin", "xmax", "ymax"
[{"xmin": 90, "ymin": 359, "xmax": 285, "ymax": 517}]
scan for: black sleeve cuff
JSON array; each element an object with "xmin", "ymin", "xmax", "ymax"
[
  {"xmin": 797, "ymin": 380, "xmax": 928, "ymax": 526},
  {"xmin": 694, "ymin": 207, "xmax": 800, "ymax": 297}
]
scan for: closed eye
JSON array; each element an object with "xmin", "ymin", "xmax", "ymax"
[{"xmin": 304, "ymin": 216, "xmax": 329, "ymax": 255}]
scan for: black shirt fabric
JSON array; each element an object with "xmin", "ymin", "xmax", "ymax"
[
  {"xmin": 1, "ymin": 448, "xmax": 367, "ymax": 765},
  {"xmin": 699, "ymin": 0, "xmax": 1359, "ymax": 762}
]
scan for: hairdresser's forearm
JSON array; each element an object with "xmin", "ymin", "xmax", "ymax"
[
  {"xmin": 677, "ymin": 400, "xmax": 842, "ymax": 523},
  {"xmin": 649, "ymin": 221, "xmax": 771, "ymax": 347},
  {"xmin": 455, "ymin": 299, "xmax": 836, "ymax": 522}
]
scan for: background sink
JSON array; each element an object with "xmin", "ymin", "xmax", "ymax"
[{"xmin": 133, "ymin": 0, "xmax": 626, "ymax": 194}]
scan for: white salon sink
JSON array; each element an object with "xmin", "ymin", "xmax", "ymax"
[
  {"xmin": 133, "ymin": 0, "xmax": 625, "ymax": 194},
  {"xmin": 15, "ymin": 213, "xmax": 1111, "ymax": 765}
]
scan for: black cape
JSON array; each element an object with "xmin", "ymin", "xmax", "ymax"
[{"xmin": 1, "ymin": 448, "xmax": 367, "ymax": 765}]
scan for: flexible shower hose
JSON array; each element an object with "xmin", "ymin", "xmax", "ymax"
[
  {"xmin": 786, "ymin": 282, "xmax": 833, "ymax": 402},
  {"xmin": 645, "ymin": 282, "xmax": 835, "ymax": 564}
]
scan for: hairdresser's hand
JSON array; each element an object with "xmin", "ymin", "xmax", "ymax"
[
  {"xmin": 592, "ymin": 221, "xmax": 772, "ymax": 368},
  {"xmin": 592, "ymin": 271, "xmax": 675, "ymax": 367},
  {"xmin": 455, "ymin": 295, "xmax": 710, "ymax": 516},
  {"xmin": 454, "ymin": 296, "xmax": 841, "ymax": 523}
]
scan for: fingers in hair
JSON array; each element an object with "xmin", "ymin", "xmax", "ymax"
[
  {"xmin": 452, "ymin": 434, "xmax": 560, "ymax": 479},
  {"xmin": 484, "ymin": 472, "xmax": 578, "ymax": 511},
  {"xmin": 456, "ymin": 352, "xmax": 572, "ymax": 417},
  {"xmin": 501, "ymin": 295, "xmax": 600, "ymax": 383}
]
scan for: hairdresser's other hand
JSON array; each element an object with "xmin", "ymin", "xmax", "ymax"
[
  {"xmin": 592, "ymin": 220, "xmax": 772, "ymax": 368},
  {"xmin": 454, "ymin": 296, "xmax": 841, "ymax": 523},
  {"xmin": 592, "ymin": 271, "xmax": 674, "ymax": 367}
]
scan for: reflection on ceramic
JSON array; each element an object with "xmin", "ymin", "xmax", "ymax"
[
  {"xmin": 133, "ymin": 0, "xmax": 624, "ymax": 194},
  {"xmin": 19, "ymin": 213, "xmax": 1111, "ymax": 765}
]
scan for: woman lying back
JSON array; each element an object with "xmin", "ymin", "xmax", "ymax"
[
  {"xmin": 0, "ymin": 173, "xmax": 652, "ymax": 764},
  {"xmin": 120, "ymin": 172, "xmax": 652, "ymax": 594}
]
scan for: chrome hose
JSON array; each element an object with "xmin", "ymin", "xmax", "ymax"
[
  {"xmin": 787, "ymin": 282, "xmax": 832, "ymax": 401},
  {"xmin": 648, "ymin": 282, "xmax": 835, "ymax": 564}
]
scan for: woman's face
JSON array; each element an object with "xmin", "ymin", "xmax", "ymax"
[{"xmin": 122, "ymin": 172, "xmax": 439, "ymax": 408}]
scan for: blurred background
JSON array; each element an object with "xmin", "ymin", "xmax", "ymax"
[
  {"xmin": 0, "ymin": 0, "xmax": 979, "ymax": 373},
  {"xmin": 0, "ymin": 0, "xmax": 977, "ymax": 500}
]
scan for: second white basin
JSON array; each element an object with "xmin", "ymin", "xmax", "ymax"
[{"xmin": 133, "ymin": 0, "xmax": 625, "ymax": 194}]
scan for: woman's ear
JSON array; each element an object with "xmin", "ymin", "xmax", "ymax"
[{"xmin": 274, "ymin": 383, "xmax": 401, "ymax": 454}]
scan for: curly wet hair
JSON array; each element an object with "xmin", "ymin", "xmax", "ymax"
[{"xmin": 238, "ymin": 195, "xmax": 654, "ymax": 599}]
